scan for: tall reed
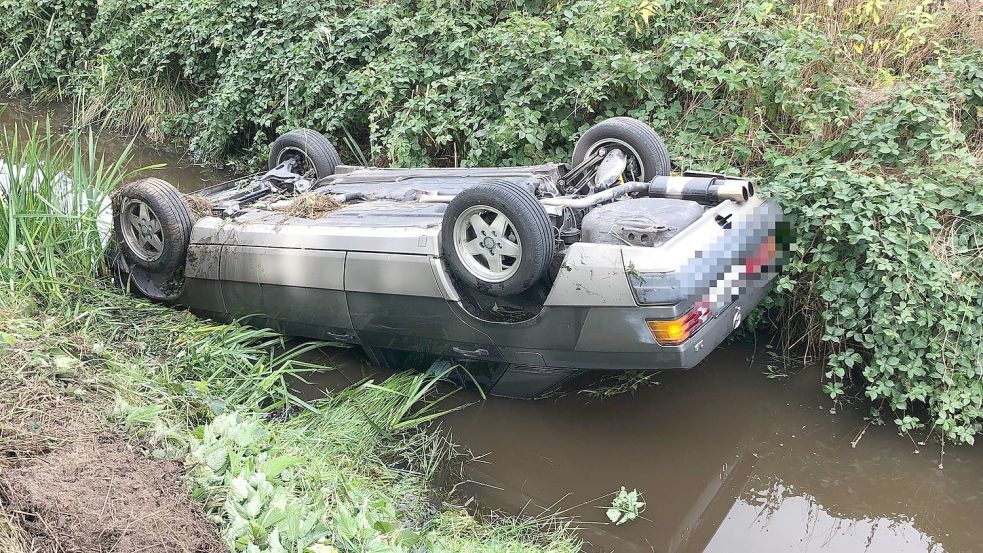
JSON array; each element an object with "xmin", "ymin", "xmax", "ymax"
[{"xmin": 0, "ymin": 122, "xmax": 136, "ymax": 300}]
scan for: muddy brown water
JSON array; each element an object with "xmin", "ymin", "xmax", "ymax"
[
  {"xmin": 4, "ymin": 96, "xmax": 981, "ymax": 553},
  {"xmin": 303, "ymin": 343, "xmax": 980, "ymax": 553},
  {"xmin": 0, "ymin": 96, "xmax": 233, "ymax": 190}
]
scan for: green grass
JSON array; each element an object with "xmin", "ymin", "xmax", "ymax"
[
  {"xmin": 0, "ymin": 121, "xmax": 136, "ymax": 300},
  {"xmin": 0, "ymin": 127, "xmax": 581, "ymax": 552},
  {"xmin": 75, "ymin": 70, "xmax": 191, "ymax": 143}
]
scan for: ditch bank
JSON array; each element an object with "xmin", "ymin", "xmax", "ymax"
[{"xmin": 0, "ymin": 396, "xmax": 223, "ymax": 553}]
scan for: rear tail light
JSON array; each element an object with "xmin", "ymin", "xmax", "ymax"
[{"xmin": 647, "ymin": 302, "xmax": 712, "ymax": 345}]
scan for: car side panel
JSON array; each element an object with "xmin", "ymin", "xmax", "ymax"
[
  {"xmin": 345, "ymin": 252, "xmax": 444, "ymax": 298},
  {"xmin": 543, "ymin": 243, "xmax": 636, "ymax": 307},
  {"xmin": 219, "ymin": 245, "xmax": 352, "ymax": 335},
  {"xmin": 444, "ymin": 303, "xmax": 585, "ymax": 353},
  {"xmin": 219, "ymin": 244, "xmax": 264, "ymax": 323},
  {"xmin": 345, "ymin": 252, "xmax": 505, "ymax": 361},
  {"xmin": 180, "ymin": 243, "xmax": 227, "ymax": 314}
]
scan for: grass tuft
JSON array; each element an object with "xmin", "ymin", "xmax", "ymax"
[
  {"xmin": 0, "ymin": 122, "xmax": 137, "ymax": 301},
  {"xmin": 76, "ymin": 69, "xmax": 190, "ymax": 143}
]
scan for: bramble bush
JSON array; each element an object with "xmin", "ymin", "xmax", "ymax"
[
  {"xmin": 0, "ymin": 0, "xmax": 95, "ymax": 92},
  {"xmin": 2, "ymin": 0, "xmax": 982, "ymax": 442}
]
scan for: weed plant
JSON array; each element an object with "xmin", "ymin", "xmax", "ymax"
[{"xmin": 0, "ymin": 123, "xmax": 133, "ymax": 300}]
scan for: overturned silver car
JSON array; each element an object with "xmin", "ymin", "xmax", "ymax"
[{"xmin": 113, "ymin": 118, "xmax": 786, "ymax": 397}]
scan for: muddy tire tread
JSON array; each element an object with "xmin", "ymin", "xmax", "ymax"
[{"xmin": 113, "ymin": 177, "xmax": 192, "ymax": 274}]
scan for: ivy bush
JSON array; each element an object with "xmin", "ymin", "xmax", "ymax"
[{"xmin": 2, "ymin": 0, "xmax": 982, "ymax": 442}]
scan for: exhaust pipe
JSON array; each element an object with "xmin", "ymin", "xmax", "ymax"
[
  {"xmin": 647, "ymin": 176, "xmax": 751, "ymax": 204},
  {"xmin": 416, "ymin": 175, "xmax": 751, "ymax": 210},
  {"xmin": 535, "ymin": 175, "xmax": 750, "ymax": 210},
  {"xmin": 714, "ymin": 180, "xmax": 750, "ymax": 202},
  {"xmin": 539, "ymin": 182, "xmax": 649, "ymax": 209}
]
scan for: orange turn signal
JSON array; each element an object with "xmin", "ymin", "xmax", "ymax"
[{"xmin": 647, "ymin": 303, "xmax": 712, "ymax": 345}]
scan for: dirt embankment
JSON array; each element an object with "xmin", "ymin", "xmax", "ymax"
[{"xmin": 0, "ymin": 390, "xmax": 223, "ymax": 552}]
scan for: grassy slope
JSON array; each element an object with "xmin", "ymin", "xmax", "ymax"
[{"xmin": 0, "ymin": 130, "xmax": 580, "ymax": 552}]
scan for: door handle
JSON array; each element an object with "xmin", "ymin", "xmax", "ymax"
[{"xmin": 452, "ymin": 346, "xmax": 489, "ymax": 358}]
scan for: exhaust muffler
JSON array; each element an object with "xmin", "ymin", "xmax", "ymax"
[{"xmin": 647, "ymin": 175, "xmax": 752, "ymax": 204}]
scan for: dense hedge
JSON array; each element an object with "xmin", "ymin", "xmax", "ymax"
[{"xmin": 2, "ymin": 0, "xmax": 982, "ymax": 442}]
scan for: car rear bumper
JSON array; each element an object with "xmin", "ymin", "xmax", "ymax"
[
  {"xmin": 501, "ymin": 196, "xmax": 784, "ymax": 371},
  {"xmin": 507, "ymin": 275, "xmax": 774, "ymax": 371}
]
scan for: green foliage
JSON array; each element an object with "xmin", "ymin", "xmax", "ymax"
[
  {"xmin": 0, "ymin": 0, "xmax": 96, "ymax": 92},
  {"xmin": 605, "ymin": 487, "xmax": 646, "ymax": 525},
  {"xmin": 3, "ymin": 0, "xmax": 983, "ymax": 444},
  {"xmin": 764, "ymin": 60, "xmax": 983, "ymax": 443},
  {"xmin": 188, "ymin": 414, "xmax": 330, "ymax": 552}
]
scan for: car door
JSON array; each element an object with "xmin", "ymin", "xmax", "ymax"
[
  {"xmin": 344, "ymin": 251, "xmax": 505, "ymax": 361},
  {"xmin": 220, "ymin": 244, "xmax": 354, "ymax": 341}
]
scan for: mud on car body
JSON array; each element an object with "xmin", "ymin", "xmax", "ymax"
[{"xmin": 112, "ymin": 118, "xmax": 787, "ymax": 398}]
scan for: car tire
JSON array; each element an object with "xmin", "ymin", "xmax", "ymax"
[
  {"xmin": 441, "ymin": 181, "xmax": 555, "ymax": 297},
  {"xmin": 269, "ymin": 128, "xmax": 341, "ymax": 179},
  {"xmin": 571, "ymin": 117, "xmax": 671, "ymax": 181},
  {"xmin": 113, "ymin": 178, "xmax": 192, "ymax": 274}
]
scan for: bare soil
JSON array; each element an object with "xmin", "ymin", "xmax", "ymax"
[
  {"xmin": 0, "ymin": 430, "xmax": 224, "ymax": 553},
  {"xmin": 0, "ymin": 298, "xmax": 223, "ymax": 552}
]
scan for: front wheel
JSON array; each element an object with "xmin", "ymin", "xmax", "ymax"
[
  {"xmin": 441, "ymin": 181, "xmax": 555, "ymax": 297},
  {"xmin": 113, "ymin": 178, "xmax": 192, "ymax": 274}
]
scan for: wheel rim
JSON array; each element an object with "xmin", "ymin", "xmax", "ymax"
[
  {"xmin": 120, "ymin": 198, "xmax": 164, "ymax": 263},
  {"xmin": 277, "ymin": 147, "xmax": 314, "ymax": 177},
  {"xmin": 586, "ymin": 138, "xmax": 646, "ymax": 181},
  {"xmin": 453, "ymin": 205, "xmax": 522, "ymax": 283}
]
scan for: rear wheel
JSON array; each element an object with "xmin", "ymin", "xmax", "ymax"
[
  {"xmin": 269, "ymin": 128, "xmax": 341, "ymax": 179},
  {"xmin": 572, "ymin": 117, "xmax": 671, "ymax": 182},
  {"xmin": 441, "ymin": 181, "xmax": 555, "ymax": 297}
]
